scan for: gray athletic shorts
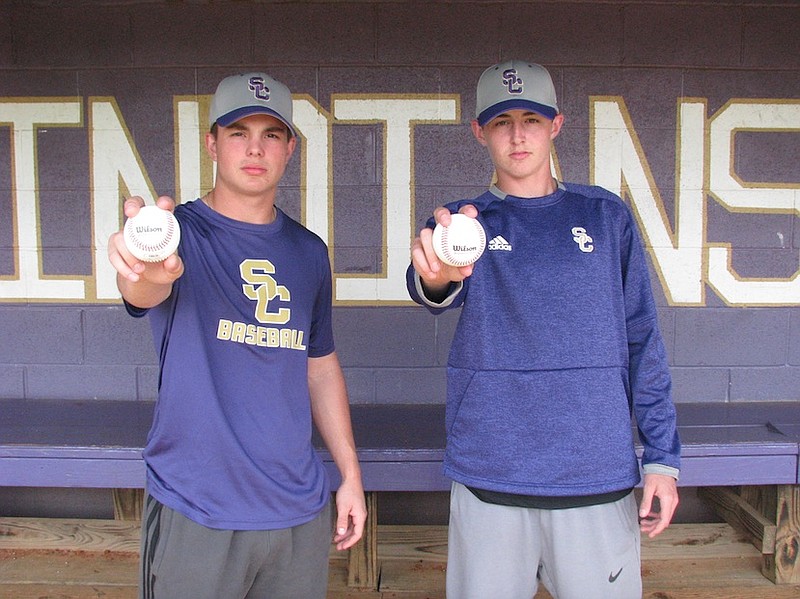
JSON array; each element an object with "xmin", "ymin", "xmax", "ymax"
[
  {"xmin": 139, "ymin": 493, "xmax": 332, "ymax": 599},
  {"xmin": 447, "ymin": 481, "xmax": 642, "ymax": 599}
]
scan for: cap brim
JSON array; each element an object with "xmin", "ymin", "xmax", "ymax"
[
  {"xmin": 477, "ymin": 99, "xmax": 558, "ymax": 126},
  {"xmin": 215, "ymin": 106, "xmax": 296, "ymax": 136}
]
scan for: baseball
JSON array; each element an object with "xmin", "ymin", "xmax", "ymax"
[
  {"xmin": 123, "ymin": 205, "xmax": 181, "ymax": 262},
  {"xmin": 431, "ymin": 213, "xmax": 486, "ymax": 267}
]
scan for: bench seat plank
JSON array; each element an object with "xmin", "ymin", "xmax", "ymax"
[{"xmin": 0, "ymin": 450, "xmax": 145, "ymax": 488}]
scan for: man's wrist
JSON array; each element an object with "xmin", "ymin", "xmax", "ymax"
[{"xmin": 415, "ymin": 272, "xmax": 462, "ymax": 307}]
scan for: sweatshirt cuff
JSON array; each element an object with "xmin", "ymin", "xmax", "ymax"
[
  {"xmin": 414, "ymin": 272, "xmax": 463, "ymax": 308},
  {"xmin": 642, "ymin": 463, "xmax": 680, "ymax": 481}
]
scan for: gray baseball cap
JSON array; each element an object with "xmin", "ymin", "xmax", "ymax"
[
  {"xmin": 209, "ymin": 72, "xmax": 296, "ymax": 136},
  {"xmin": 475, "ymin": 60, "xmax": 559, "ymax": 126}
]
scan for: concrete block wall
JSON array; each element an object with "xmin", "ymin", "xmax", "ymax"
[{"xmin": 0, "ymin": 0, "xmax": 799, "ymax": 407}]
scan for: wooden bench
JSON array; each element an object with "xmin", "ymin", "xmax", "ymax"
[{"xmin": 1, "ymin": 399, "xmax": 799, "ymax": 586}]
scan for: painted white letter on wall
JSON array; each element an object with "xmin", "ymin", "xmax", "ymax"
[
  {"xmin": 332, "ymin": 96, "xmax": 458, "ymax": 303},
  {"xmin": 0, "ymin": 100, "xmax": 85, "ymax": 300},
  {"xmin": 707, "ymin": 100, "xmax": 800, "ymax": 305},
  {"xmin": 591, "ymin": 97, "xmax": 705, "ymax": 305},
  {"xmin": 91, "ymin": 98, "xmax": 157, "ymax": 300}
]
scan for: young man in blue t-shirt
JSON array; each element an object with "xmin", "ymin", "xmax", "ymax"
[
  {"xmin": 407, "ymin": 60, "xmax": 680, "ymax": 598},
  {"xmin": 109, "ymin": 72, "xmax": 366, "ymax": 599}
]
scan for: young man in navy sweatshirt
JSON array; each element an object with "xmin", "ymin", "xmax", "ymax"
[{"xmin": 407, "ymin": 60, "xmax": 680, "ymax": 599}]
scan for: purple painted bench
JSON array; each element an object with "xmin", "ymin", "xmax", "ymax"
[
  {"xmin": 1, "ymin": 400, "xmax": 798, "ymax": 489},
  {"xmin": 1, "ymin": 399, "xmax": 799, "ymax": 584},
  {"xmin": 0, "ymin": 400, "xmax": 449, "ymax": 490}
]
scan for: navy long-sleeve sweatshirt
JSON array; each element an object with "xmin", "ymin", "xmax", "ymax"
[{"xmin": 407, "ymin": 183, "xmax": 680, "ymax": 497}]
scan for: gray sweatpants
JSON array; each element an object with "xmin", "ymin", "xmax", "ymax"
[
  {"xmin": 139, "ymin": 493, "xmax": 332, "ymax": 599},
  {"xmin": 446, "ymin": 482, "xmax": 642, "ymax": 599}
]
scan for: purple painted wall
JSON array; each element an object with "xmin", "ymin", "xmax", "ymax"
[
  {"xmin": 0, "ymin": 1, "xmax": 800, "ymax": 402},
  {"xmin": 1, "ymin": 1, "xmax": 798, "ymax": 404},
  {"xmin": 0, "ymin": 0, "xmax": 798, "ymax": 520}
]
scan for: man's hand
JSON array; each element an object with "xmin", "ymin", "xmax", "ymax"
[
  {"xmin": 108, "ymin": 196, "xmax": 184, "ymax": 284},
  {"xmin": 410, "ymin": 205, "xmax": 479, "ymax": 296},
  {"xmin": 639, "ymin": 473, "xmax": 679, "ymax": 538},
  {"xmin": 332, "ymin": 477, "xmax": 367, "ymax": 551},
  {"xmin": 108, "ymin": 195, "xmax": 183, "ymax": 308}
]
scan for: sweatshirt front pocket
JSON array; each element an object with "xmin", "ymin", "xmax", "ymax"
[{"xmin": 444, "ymin": 367, "xmax": 640, "ymax": 495}]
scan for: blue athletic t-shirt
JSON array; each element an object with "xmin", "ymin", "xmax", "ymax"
[{"xmin": 128, "ymin": 200, "xmax": 334, "ymax": 530}]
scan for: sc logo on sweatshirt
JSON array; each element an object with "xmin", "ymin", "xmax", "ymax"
[{"xmin": 571, "ymin": 227, "xmax": 594, "ymax": 253}]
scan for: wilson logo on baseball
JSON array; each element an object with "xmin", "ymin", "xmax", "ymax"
[
  {"xmin": 123, "ymin": 205, "xmax": 181, "ymax": 262},
  {"xmin": 431, "ymin": 213, "xmax": 486, "ymax": 267}
]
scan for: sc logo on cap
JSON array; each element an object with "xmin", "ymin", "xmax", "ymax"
[
  {"xmin": 249, "ymin": 76, "xmax": 270, "ymax": 101},
  {"xmin": 502, "ymin": 69, "xmax": 523, "ymax": 95}
]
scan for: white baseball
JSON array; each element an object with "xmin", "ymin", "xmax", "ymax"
[
  {"xmin": 123, "ymin": 205, "xmax": 181, "ymax": 262},
  {"xmin": 431, "ymin": 213, "xmax": 486, "ymax": 267}
]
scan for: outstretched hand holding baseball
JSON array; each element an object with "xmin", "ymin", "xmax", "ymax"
[
  {"xmin": 108, "ymin": 195, "xmax": 184, "ymax": 308},
  {"xmin": 411, "ymin": 204, "xmax": 482, "ymax": 297}
]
